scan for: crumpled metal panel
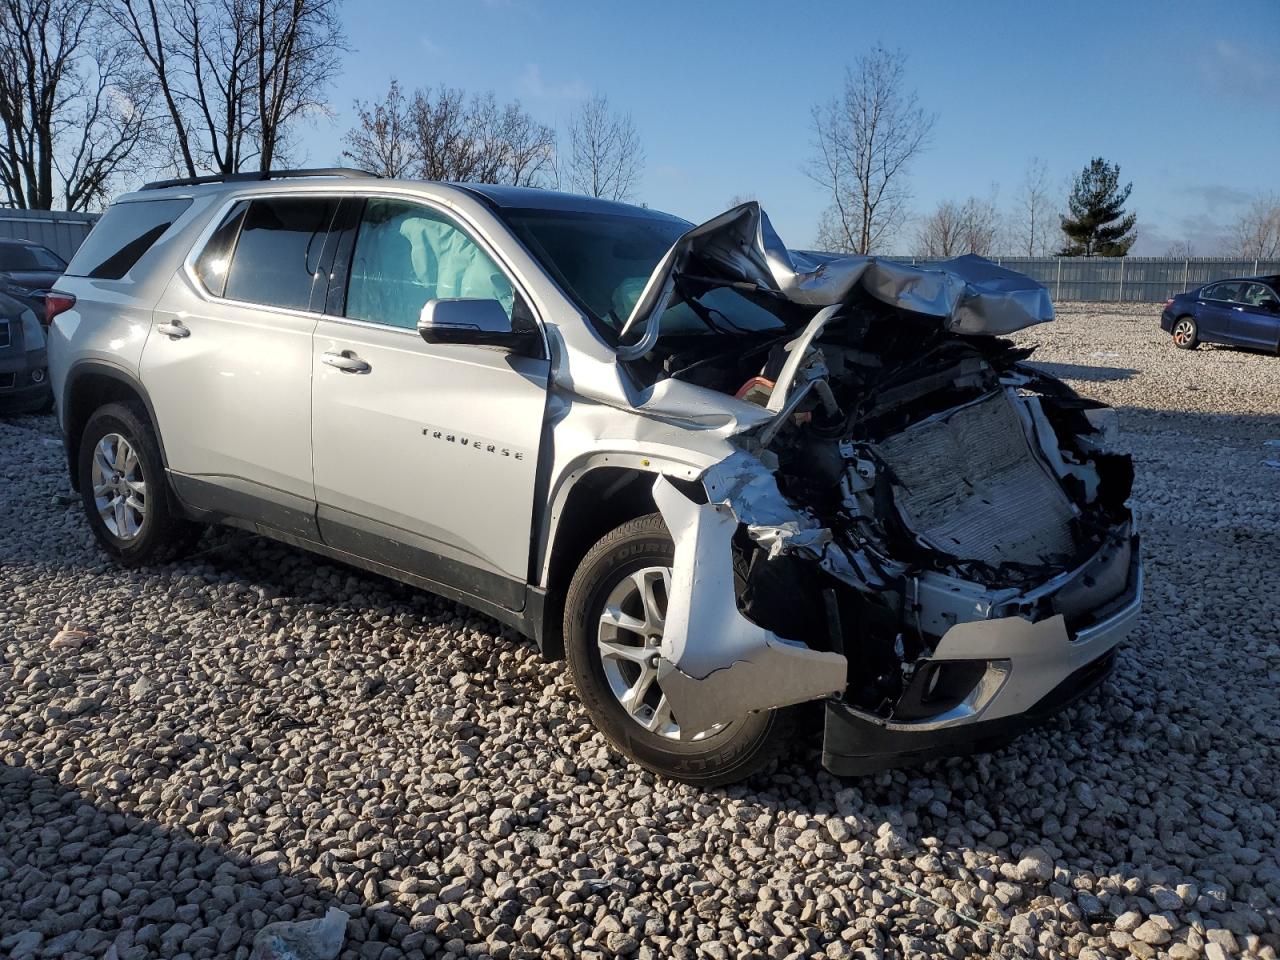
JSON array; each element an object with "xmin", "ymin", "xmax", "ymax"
[
  {"xmin": 619, "ymin": 202, "xmax": 1053, "ymax": 345},
  {"xmin": 652, "ymin": 476, "xmax": 847, "ymax": 737}
]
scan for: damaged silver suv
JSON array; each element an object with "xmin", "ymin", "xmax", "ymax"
[{"xmin": 47, "ymin": 170, "xmax": 1141, "ymax": 785}]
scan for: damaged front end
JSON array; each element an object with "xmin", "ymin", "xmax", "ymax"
[{"xmin": 630, "ymin": 204, "xmax": 1141, "ymax": 772}]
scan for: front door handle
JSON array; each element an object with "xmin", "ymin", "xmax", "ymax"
[
  {"xmin": 321, "ymin": 351, "xmax": 371, "ymax": 374},
  {"xmin": 156, "ymin": 320, "xmax": 190, "ymax": 339}
]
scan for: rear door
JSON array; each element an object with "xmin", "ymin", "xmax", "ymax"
[
  {"xmin": 310, "ymin": 195, "xmax": 550, "ymax": 610},
  {"xmin": 141, "ymin": 194, "xmax": 340, "ymax": 537},
  {"xmin": 1197, "ymin": 282, "xmax": 1241, "ymax": 343},
  {"xmin": 1233, "ymin": 283, "xmax": 1280, "ymax": 351}
]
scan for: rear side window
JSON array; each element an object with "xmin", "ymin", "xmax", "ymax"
[
  {"xmin": 223, "ymin": 197, "xmax": 338, "ymax": 311},
  {"xmin": 1205, "ymin": 282, "xmax": 1242, "ymax": 302},
  {"xmin": 65, "ymin": 198, "xmax": 192, "ymax": 279},
  {"xmin": 194, "ymin": 201, "xmax": 249, "ymax": 297}
]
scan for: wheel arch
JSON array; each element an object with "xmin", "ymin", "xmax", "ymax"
[
  {"xmin": 535, "ymin": 459, "xmax": 704, "ymax": 660},
  {"xmin": 62, "ymin": 361, "xmax": 167, "ymax": 492}
]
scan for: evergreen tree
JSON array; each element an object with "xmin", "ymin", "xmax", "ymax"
[{"xmin": 1058, "ymin": 158, "xmax": 1138, "ymax": 256}]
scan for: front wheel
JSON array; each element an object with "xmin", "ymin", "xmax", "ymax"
[
  {"xmin": 563, "ymin": 513, "xmax": 792, "ymax": 786},
  {"xmin": 1172, "ymin": 316, "xmax": 1199, "ymax": 349},
  {"xmin": 77, "ymin": 402, "xmax": 202, "ymax": 566}
]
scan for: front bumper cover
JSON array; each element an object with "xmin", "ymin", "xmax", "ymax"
[{"xmin": 822, "ymin": 556, "xmax": 1142, "ymax": 775}]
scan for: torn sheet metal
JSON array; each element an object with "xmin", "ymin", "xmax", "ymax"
[
  {"xmin": 651, "ymin": 475, "xmax": 847, "ymax": 736},
  {"xmin": 617, "ymin": 202, "xmax": 1053, "ymax": 358},
  {"xmin": 701, "ymin": 450, "xmax": 831, "ymax": 558}
]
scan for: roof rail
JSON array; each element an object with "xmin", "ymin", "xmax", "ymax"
[{"xmin": 140, "ymin": 167, "xmax": 380, "ymax": 191}]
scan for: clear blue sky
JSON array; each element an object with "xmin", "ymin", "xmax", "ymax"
[{"xmin": 296, "ymin": 0, "xmax": 1280, "ymax": 255}]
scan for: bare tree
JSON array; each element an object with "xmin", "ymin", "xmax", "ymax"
[
  {"xmin": 916, "ymin": 200, "xmax": 963, "ymax": 256},
  {"xmin": 916, "ymin": 195, "xmax": 1000, "ymax": 257},
  {"xmin": 108, "ymin": 0, "xmax": 344, "ymax": 176},
  {"xmin": 0, "ymin": 0, "xmax": 151, "ymax": 209},
  {"xmin": 341, "ymin": 77, "xmax": 414, "ymax": 177},
  {"xmin": 342, "ymin": 80, "xmax": 555, "ymax": 186},
  {"xmin": 1228, "ymin": 192, "xmax": 1280, "ymax": 259},
  {"xmin": 808, "ymin": 45, "xmax": 935, "ymax": 254},
  {"xmin": 1011, "ymin": 157, "xmax": 1056, "ymax": 256},
  {"xmin": 1164, "ymin": 239, "xmax": 1196, "ymax": 258},
  {"xmin": 564, "ymin": 94, "xmax": 643, "ymax": 201}
]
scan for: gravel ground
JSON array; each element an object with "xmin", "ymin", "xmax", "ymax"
[{"xmin": 1, "ymin": 302, "xmax": 1277, "ymax": 960}]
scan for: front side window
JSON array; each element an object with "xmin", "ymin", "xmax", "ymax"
[
  {"xmin": 1242, "ymin": 283, "xmax": 1279, "ymax": 310},
  {"xmin": 65, "ymin": 198, "xmax": 192, "ymax": 280},
  {"xmin": 223, "ymin": 197, "xmax": 338, "ymax": 311},
  {"xmin": 345, "ymin": 198, "xmax": 514, "ymax": 330}
]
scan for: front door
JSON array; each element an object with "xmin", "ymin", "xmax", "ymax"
[
  {"xmin": 1233, "ymin": 283, "xmax": 1280, "ymax": 351},
  {"xmin": 311, "ymin": 196, "xmax": 550, "ymax": 610},
  {"xmin": 142, "ymin": 195, "xmax": 339, "ymax": 536}
]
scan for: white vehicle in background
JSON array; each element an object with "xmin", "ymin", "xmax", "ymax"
[{"xmin": 46, "ymin": 169, "xmax": 1141, "ymax": 785}]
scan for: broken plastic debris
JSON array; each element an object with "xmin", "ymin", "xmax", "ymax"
[{"xmin": 250, "ymin": 906, "xmax": 347, "ymax": 960}]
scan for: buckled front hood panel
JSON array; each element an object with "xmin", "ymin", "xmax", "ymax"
[{"xmin": 616, "ymin": 202, "xmax": 1054, "ymax": 357}]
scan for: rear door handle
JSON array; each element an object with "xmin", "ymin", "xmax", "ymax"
[
  {"xmin": 321, "ymin": 351, "xmax": 371, "ymax": 374},
  {"xmin": 156, "ymin": 320, "xmax": 190, "ymax": 339}
]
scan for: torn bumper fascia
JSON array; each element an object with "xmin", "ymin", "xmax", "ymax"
[{"xmin": 651, "ymin": 474, "xmax": 848, "ymax": 737}]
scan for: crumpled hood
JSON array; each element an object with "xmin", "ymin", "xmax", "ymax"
[{"xmin": 617, "ymin": 202, "xmax": 1054, "ymax": 352}]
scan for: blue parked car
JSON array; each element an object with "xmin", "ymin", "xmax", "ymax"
[{"xmin": 1160, "ymin": 276, "xmax": 1280, "ymax": 352}]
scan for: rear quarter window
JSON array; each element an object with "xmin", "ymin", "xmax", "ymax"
[{"xmin": 65, "ymin": 198, "xmax": 193, "ymax": 280}]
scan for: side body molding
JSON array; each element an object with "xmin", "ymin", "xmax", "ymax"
[{"xmin": 651, "ymin": 475, "xmax": 847, "ymax": 737}]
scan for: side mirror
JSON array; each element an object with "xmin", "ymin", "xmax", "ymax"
[{"xmin": 417, "ymin": 298, "xmax": 537, "ymax": 352}]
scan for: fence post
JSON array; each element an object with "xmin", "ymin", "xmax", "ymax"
[
  {"xmin": 1055, "ymin": 258, "xmax": 1062, "ymax": 301},
  {"xmin": 1183, "ymin": 258, "xmax": 1189, "ymax": 293},
  {"xmin": 1255, "ymin": 258, "xmax": 1260, "ymax": 276},
  {"xmin": 1118, "ymin": 259, "xmax": 1124, "ymax": 302}
]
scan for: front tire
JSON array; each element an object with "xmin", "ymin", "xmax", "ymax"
[
  {"xmin": 1172, "ymin": 315, "xmax": 1199, "ymax": 349},
  {"xmin": 563, "ymin": 513, "xmax": 792, "ymax": 786},
  {"xmin": 77, "ymin": 402, "xmax": 202, "ymax": 566}
]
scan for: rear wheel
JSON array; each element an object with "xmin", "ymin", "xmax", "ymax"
[
  {"xmin": 563, "ymin": 513, "xmax": 792, "ymax": 786},
  {"xmin": 1172, "ymin": 315, "xmax": 1199, "ymax": 349},
  {"xmin": 77, "ymin": 403, "xmax": 202, "ymax": 566}
]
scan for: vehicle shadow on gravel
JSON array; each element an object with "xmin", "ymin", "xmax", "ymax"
[
  {"xmin": 0, "ymin": 762, "xmax": 418, "ymax": 960},
  {"xmin": 1025, "ymin": 360, "xmax": 1139, "ymax": 382}
]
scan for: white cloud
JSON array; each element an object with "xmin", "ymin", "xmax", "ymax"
[{"xmin": 517, "ymin": 64, "xmax": 588, "ymax": 101}]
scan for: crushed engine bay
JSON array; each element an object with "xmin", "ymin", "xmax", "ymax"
[{"xmin": 620, "ymin": 203, "xmax": 1138, "ymax": 735}]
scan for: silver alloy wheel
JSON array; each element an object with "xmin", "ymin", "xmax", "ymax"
[
  {"xmin": 91, "ymin": 432, "xmax": 147, "ymax": 540},
  {"xmin": 596, "ymin": 565, "xmax": 727, "ymax": 742},
  {"xmin": 1173, "ymin": 318, "xmax": 1195, "ymax": 346}
]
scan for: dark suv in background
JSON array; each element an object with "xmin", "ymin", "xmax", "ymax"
[{"xmin": 0, "ymin": 238, "xmax": 66, "ymax": 411}]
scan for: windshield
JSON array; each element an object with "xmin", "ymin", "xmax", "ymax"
[
  {"xmin": 0, "ymin": 243, "xmax": 66, "ymax": 272},
  {"xmin": 501, "ymin": 207, "xmax": 788, "ymax": 341},
  {"xmin": 502, "ymin": 208, "xmax": 688, "ymax": 330}
]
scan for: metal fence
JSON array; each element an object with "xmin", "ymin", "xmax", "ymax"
[
  {"xmin": 898, "ymin": 256, "xmax": 1280, "ymax": 302},
  {"xmin": 0, "ymin": 208, "xmax": 99, "ymax": 261}
]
